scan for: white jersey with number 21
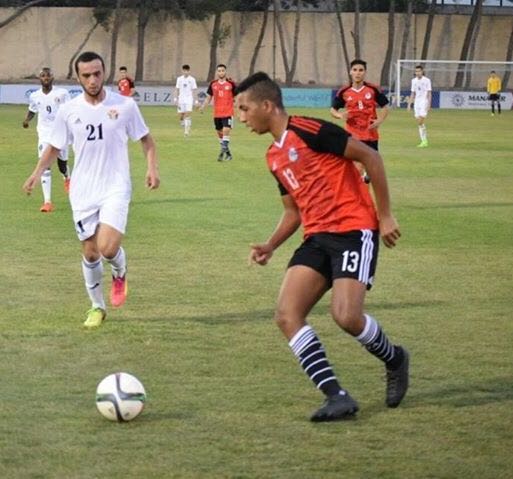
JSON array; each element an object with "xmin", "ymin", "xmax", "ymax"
[{"xmin": 49, "ymin": 90, "xmax": 149, "ymax": 213}]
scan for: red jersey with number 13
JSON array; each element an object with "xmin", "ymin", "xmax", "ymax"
[
  {"xmin": 207, "ymin": 79, "xmax": 236, "ymax": 118},
  {"xmin": 266, "ymin": 116, "xmax": 378, "ymax": 238}
]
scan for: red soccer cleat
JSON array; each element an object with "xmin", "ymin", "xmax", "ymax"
[
  {"xmin": 110, "ymin": 275, "xmax": 128, "ymax": 307},
  {"xmin": 40, "ymin": 202, "xmax": 54, "ymax": 213}
]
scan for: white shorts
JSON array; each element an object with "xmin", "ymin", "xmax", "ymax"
[
  {"xmin": 414, "ymin": 102, "xmax": 429, "ymax": 119},
  {"xmin": 72, "ymin": 194, "xmax": 130, "ymax": 242},
  {"xmin": 177, "ymin": 100, "xmax": 193, "ymax": 113},
  {"xmin": 38, "ymin": 141, "xmax": 68, "ymax": 161}
]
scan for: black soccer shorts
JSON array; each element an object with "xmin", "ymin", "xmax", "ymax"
[
  {"xmin": 288, "ymin": 230, "xmax": 379, "ymax": 290},
  {"xmin": 489, "ymin": 94, "xmax": 500, "ymax": 102},
  {"xmin": 214, "ymin": 116, "xmax": 233, "ymax": 130}
]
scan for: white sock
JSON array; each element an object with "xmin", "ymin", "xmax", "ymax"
[
  {"xmin": 82, "ymin": 257, "xmax": 105, "ymax": 310},
  {"xmin": 41, "ymin": 169, "xmax": 52, "ymax": 203},
  {"xmin": 184, "ymin": 117, "xmax": 191, "ymax": 133},
  {"xmin": 104, "ymin": 247, "xmax": 126, "ymax": 279},
  {"xmin": 419, "ymin": 125, "xmax": 427, "ymax": 141}
]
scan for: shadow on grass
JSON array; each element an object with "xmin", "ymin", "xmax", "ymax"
[
  {"xmin": 368, "ymin": 300, "xmax": 446, "ymax": 310},
  {"xmin": 133, "ymin": 197, "xmax": 226, "ymax": 205},
  {"xmin": 117, "ymin": 309, "xmax": 276, "ymax": 325},
  {"xmin": 405, "ymin": 377, "xmax": 513, "ymax": 408},
  {"xmin": 404, "ymin": 202, "xmax": 513, "ymax": 210}
]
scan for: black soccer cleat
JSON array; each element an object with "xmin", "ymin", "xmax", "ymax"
[
  {"xmin": 217, "ymin": 151, "xmax": 225, "ymax": 162},
  {"xmin": 225, "ymin": 151, "xmax": 233, "ymax": 161},
  {"xmin": 386, "ymin": 346, "xmax": 410, "ymax": 408},
  {"xmin": 363, "ymin": 174, "xmax": 371, "ymax": 184},
  {"xmin": 310, "ymin": 391, "xmax": 359, "ymax": 422}
]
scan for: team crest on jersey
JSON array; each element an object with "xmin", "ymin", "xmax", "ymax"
[
  {"xmin": 288, "ymin": 148, "xmax": 298, "ymax": 162},
  {"xmin": 54, "ymin": 97, "xmax": 61, "ymax": 104},
  {"xmin": 107, "ymin": 109, "xmax": 119, "ymax": 120},
  {"xmin": 365, "ymin": 92, "xmax": 372, "ymax": 99}
]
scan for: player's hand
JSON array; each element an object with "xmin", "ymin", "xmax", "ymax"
[
  {"xmin": 23, "ymin": 174, "xmax": 39, "ymax": 195},
  {"xmin": 369, "ymin": 119, "xmax": 381, "ymax": 130},
  {"xmin": 22, "ymin": 121, "xmax": 29, "ymax": 129},
  {"xmin": 379, "ymin": 215, "xmax": 401, "ymax": 248},
  {"xmin": 145, "ymin": 169, "xmax": 160, "ymax": 190},
  {"xmin": 249, "ymin": 242, "xmax": 274, "ymax": 266}
]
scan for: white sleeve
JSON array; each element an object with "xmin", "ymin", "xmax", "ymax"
[
  {"xmin": 175, "ymin": 78, "xmax": 180, "ymax": 89},
  {"xmin": 127, "ymin": 100, "xmax": 149, "ymax": 141},
  {"xmin": 427, "ymin": 78, "xmax": 432, "ymax": 91},
  {"xmin": 410, "ymin": 79, "xmax": 415, "ymax": 93},
  {"xmin": 28, "ymin": 93, "xmax": 38, "ymax": 113},
  {"xmin": 49, "ymin": 107, "xmax": 70, "ymax": 150},
  {"xmin": 192, "ymin": 77, "xmax": 197, "ymax": 89}
]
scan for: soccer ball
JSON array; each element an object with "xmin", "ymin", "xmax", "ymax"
[{"xmin": 95, "ymin": 372, "xmax": 146, "ymax": 422}]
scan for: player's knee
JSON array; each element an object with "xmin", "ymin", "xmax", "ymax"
[
  {"xmin": 274, "ymin": 306, "xmax": 300, "ymax": 332},
  {"xmin": 331, "ymin": 306, "xmax": 361, "ymax": 333},
  {"xmin": 99, "ymin": 244, "xmax": 119, "ymax": 260},
  {"xmin": 83, "ymin": 251, "xmax": 100, "ymax": 263}
]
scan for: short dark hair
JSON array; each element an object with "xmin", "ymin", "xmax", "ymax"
[
  {"xmin": 39, "ymin": 67, "xmax": 52, "ymax": 75},
  {"xmin": 234, "ymin": 72, "xmax": 284, "ymax": 110},
  {"xmin": 217, "ymin": 64, "xmax": 227, "ymax": 70},
  {"xmin": 119, "ymin": 66, "xmax": 127, "ymax": 72},
  {"xmin": 415, "ymin": 65, "xmax": 424, "ymax": 71},
  {"xmin": 490, "ymin": 70, "xmax": 496, "ymax": 74},
  {"xmin": 75, "ymin": 51, "xmax": 105, "ymax": 75},
  {"xmin": 350, "ymin": 59, "xmax": 367, "ymax": 69},
  {"xmin": 182, "ymin": 64, "xmax": 190, "ymax": 70}
]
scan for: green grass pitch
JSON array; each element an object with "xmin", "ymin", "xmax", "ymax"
[{"xmin": 0, "ymin": 104, "xmax": 512, "ymax": 478}]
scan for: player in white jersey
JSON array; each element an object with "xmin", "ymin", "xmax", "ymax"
[
  {"xmin": 407, "ymin": 65, "xmax": 432, "ymax": 148},
  {"xmin": 22, "ymin": 68, "xmax": 71, "ymax": 212},
  {"xmin": 23, "ymin": 52, "xmax": 160, "ymax": 329},
  {"xmin": 174, "ymin": 64, "xmax": 198, "ymax": 136}
]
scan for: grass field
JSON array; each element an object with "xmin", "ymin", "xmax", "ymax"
[{"xmin": 0, "ymin": 104, "xmax": 512, "ymax": 479}]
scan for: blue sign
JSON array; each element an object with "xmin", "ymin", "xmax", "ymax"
[{"xmin": 282, "ymin": 88, "xmax": 333, "ymax": 108}]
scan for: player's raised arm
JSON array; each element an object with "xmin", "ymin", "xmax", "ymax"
[
  {"xmin": 343, "ymin": 138, "xmax": 400, "ymax": 248},
  {"xmin": 249, "ymin": 194, "xmax": 301, "ymax": 266}
]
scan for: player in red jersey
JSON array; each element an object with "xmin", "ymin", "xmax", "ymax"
[
  {"xmin": 117, "ymin": 66, "xmax": 135, "ymax": 97},
  {"xmin": 331, "ymin": 59, "xmax": 389, "ymax": 182},
  {"xmin": 201, "ymin": 64, "xmax": 236, "ymax": 161},
  {"xmin": 235, "ymin": 72, "xmax": 408, "ymax": 422}
]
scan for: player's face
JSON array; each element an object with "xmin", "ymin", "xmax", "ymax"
[
  {"xmin": 236, "ymin": 92, "xmax": 269, "ymax": 135},
  {"xmin": 119, "ymin": 70, "xmax": 127, "ymax": 79},
  {"xmin": 350, "ymin": 64, "xmax": 366, "ymax": 84},
  {"xmin": 183, "ymin": 68, "xmax": 190, "ymax": 77},
  {"xmin": 77, "ymin": 59, "xmax": 105, "ymax": 98},
  {"xmin": 217, "ymin": 67, "xmax": 226, "ymax": 80},
  {"xmin": 415, "ymin": 68, "xmax": 423, "ymax": 78},
  {"xmin": 39, "ymin": 71, "xmax": 53, "ymax": 88}
]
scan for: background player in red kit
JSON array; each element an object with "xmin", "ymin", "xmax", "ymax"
[
  {"xmin": 117, "ymin": 66, "xmax": 135, "ymax": 97},
  {"xmin": 235, "ymin": 72, "xmax": 409, "ymax": 422},
  {"xmin": 201, "ymin": 64, "xmax": 236, "ymax": 161},
  {"xmin": 331, "ymin": 59, "xmax": 389, "ymax": 182}
]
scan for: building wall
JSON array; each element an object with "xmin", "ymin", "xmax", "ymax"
[{"xmin": 0, "ymin": 7, "xmax": 511, "ymax": 88}]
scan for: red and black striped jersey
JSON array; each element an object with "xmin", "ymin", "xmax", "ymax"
[
  {"xmin": 266, "ymin": 116, "xmax": 379, "ymax": 237},
  {"xmin": 207, "ymin": 79, "xmax": 236, "ymax": 118},
  {"xmin": 332, "ymin": 82, "xmax": 388, "ymax": 141}
]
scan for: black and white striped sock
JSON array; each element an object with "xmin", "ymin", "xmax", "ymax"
[
  {"xmin": 289, "ymin": 325, "xmax": 344, "ymax": 397},
  {"xmin": 356, "ymin": 314, "xmax": 402, "ymax": 368}
]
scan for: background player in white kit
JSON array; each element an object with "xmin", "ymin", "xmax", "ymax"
[
  {"xmin": 175, "ymin": 64, "xmax": 197, "ymax": 136},
  {"xmin": 407, "ymin": 65, "xmax": 432, "ymax": 148},
  {"xmin": 22, "ymin": 67, "xmax": 71, "ymax": 212},
  {"xmin": 23, "ymin": 51, "xmax": 160, "ymax": 328}
]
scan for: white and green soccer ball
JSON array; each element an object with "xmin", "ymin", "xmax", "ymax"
[{"xmin": 95, "ymin": 372, "xmax": 146, "ymax": 422}]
